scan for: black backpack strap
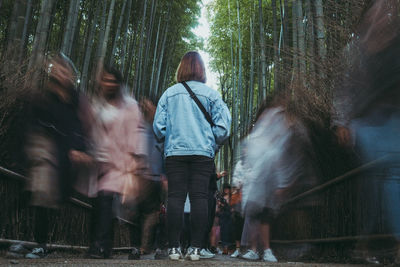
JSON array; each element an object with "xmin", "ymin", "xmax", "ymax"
[{"xmin": 181, "ymin": 81, "xmax": 216, "ymax": 127}]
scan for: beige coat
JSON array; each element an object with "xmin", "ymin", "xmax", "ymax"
[{"xmin": 94, "ymin": 96, "xmax": 147, "ymax": 195}]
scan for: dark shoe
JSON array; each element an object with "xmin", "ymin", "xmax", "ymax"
[
  {"xmin": 128, "ymin": 247, "xmax": 140, "ymax": 260},
  {"xmin": 88, "ymin": 246, "xmax": 110, "ymax": 259},
  {"xmin": 154, "ymin": 248, "xmax": 168, "ymax": 260},
  {"xmin": 6, "ymin": 243, "xmax": 31, "ymax": 258},
  {"xmin": 25, "ymin": 247, "xmax": 47, "ymax": 259}
]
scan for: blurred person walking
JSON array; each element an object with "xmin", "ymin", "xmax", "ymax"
[
  {"xmin": 88, "ymin": 65, "xmax": 147, "ymax": 259},
  {"xmin": 153, "ymin": 51, "xmax": 231, "ymax": 261},
  {"xmin": 128, "ymin": 99, "xmax": 164, "ymax": 259},
  {"xmin": 18, "ymin": 53, "xmax": 92, "ymax": 259},
  {"xmin": 332, "ymin": 0, "xmax": 400, "ymax": 263}
]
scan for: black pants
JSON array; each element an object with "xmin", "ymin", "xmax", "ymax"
[
  {"xmin": 33, "ymin": 207, "xmax": 53, "ymax": 247},
  {"xmin": 202, "ymin": 190, "xmax": 216, "ymax": 248},
  {"xmin": 166, "ymin": 155, "xmax": 214, "ymax": 248},
  {"xmin": 129, "ymin": 179, "xmax": 161, "ymax": 252},
  {"xmin": 91, "ymin": 191, "xmax": 115, "ymax": 257}
]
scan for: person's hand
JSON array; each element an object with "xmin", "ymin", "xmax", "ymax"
[
  {"xmin": 69, "ymin": 150, "xmax": 93, "ymax": 165},
  {"xmin": 336, "ymin": 126, "xmax": 351, "ymax": 147},
  {"xmin": 140, "ymin": 99, "xmax": 156, "ymax": 123},
  {"xmin": 217, "ymin": 170, "xmax": 228, "ymax": 180}
]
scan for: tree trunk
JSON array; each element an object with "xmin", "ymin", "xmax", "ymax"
[
  {"xmin": 133, "ymin": 0, "xmax": 148, "ymax": 96},
  {"xmin": 249, "ymin": 8, "xmax": 255, "ymax": 131},
  {"xmin": 149, "ymin": 16, "xmax": 162, "ymax": 98},
  {"xmin": 80, "ymin": 1, "xmax": 101, "ymax": 92},
  {"xmin": 236, "ymin": 0, "xmax": 243, "ymax": 137},
  {"xmin": 99, "ymin": 0, "xmax": 116, "ymax": 62},
  {"xmin": 314, "ymin": 0, "xmax": 326, "ymax": 77},
  {"xmin": 272, "ymin": 0, "xmax": 279, "ymax": 91},
  {"xmin": 258, "ymin": 0, "xmax": 267, "ymax": 99},
  {"xmin": 28, "ymin": 0, "xmax": 56, "ymax": 69},
  {"xmin": 95, "ymin": 0, "xmax": 107, "ymax": 62},
  {"xmin": 305, "ymin": 0, "xmax": 315, "ymax": 78},
  {"xmin": 18, "ymin": 0, "xmax": 32, "ymax": 62},
  {"xmin": 140, "ymin": 0, "xmax": 157, "ymax": 98},
  {"xmin": 296, "ymin": 0, "xmax": 306, "ymax": 78},
  {"xmin": 291, "ymin": 0, "xmax": 298, "ymax": 79},
  {"xmin": 6, "ymin": 0, "xmax": 26, "ymax": 60},
  {"xmin": 153, "ymin": 11, "xmax": 170, "ymax": 98},
  {"xmin": 61, "ymin": 0, "xmax": 79, "ymax": 56},
  {"xmin": 109, "ymin": 0, "xmax": 128, "ymax": 66},
  {"xmin": 120, "ymin": 0, "xmax": 133, "ymax": 73}
]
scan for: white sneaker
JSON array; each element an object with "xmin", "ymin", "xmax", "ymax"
[
  {"xmin": 199, "ymin": 248, "xmax": 215, "ymax": 259},
  {"xmin": 185, "ymin": 247, "xmax": 200, "ymax": 261},
  {"xmin": 263, "ymin": 248, "xmax": 277, "ymax": 262},
  {"xmin": 230, "ymin": 248, "xmax": 240, "ymax": 258},
  {"xmin": 168, "ymin": 247, "xmax": 182, "ymax": 260},
  {"xmin": 216, "ymin": 247, "xmax": 223, "ymax": 255},
  {"xmin": 242, "ymin": 249, "xmax": 259, "ymax": 260}
]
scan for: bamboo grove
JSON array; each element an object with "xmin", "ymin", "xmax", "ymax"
[
  {"xmin": 0, "ymin": 0, "xmax": 375, "ymax": 178},
  {"xmin": 206, "ymin": 0, "xmax": 372, "ymax": 179},
  {"xmin": 0, "ymin": 0, "xmax": 202, "ymax": 170},
  {"xmin": 0, "ymin": 0, "xmax": 202, "ymax": 98}
]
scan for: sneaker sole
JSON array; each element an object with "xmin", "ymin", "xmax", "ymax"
[
  {"xmin": 189, "ymin": 255, "xmax": 200, "ymax": 261},
  {"xmin": 6, "ymin": 252, "xmax": 25, "ymax": 259},
  {"xmin": 241, "ymin": 256, "xmax": 260, "ymax": 261},
  {"xmin": 200, "ymin": 255, "xmax": 214, "ymax": 259},
  {"xmin": 169, "ymin": 254, "xmax": 180, "ymax": 260}
]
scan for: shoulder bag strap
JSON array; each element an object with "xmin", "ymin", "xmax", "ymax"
[{"xmin": 181, "ymin": 81, "xmax": 216, "ymax": 127}]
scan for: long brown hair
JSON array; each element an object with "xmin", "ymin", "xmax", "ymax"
[{"xmin": 175, "ymin": 51, "xmax": 206, "ymax": 83}]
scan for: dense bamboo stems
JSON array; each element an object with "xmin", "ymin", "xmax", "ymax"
[
  {"xmin": 248, "ymin": 7, "xmax": 255, "ymax": 130},
  {"xmin": 236, "ymin": 0, "xmax": 244, "ymax": 137},
  {"xmin": 28, "ymin": 0, "xmax": 56, "ymax": 69},
  {"xmin": 133, "ymin": 0, "xmax": 148, "ymax": 96},
  {"xmin": 305, "ymin": 0, "xmax": 315, "ymax": 79},
  {"xmin": 258, "ymin": 0, "xmax": 267, "ymax": 99},
  {"xmin": 80, "ymin": 2, "xmax": 101, "ymax": 92},
  {"xmin": 272, "ymin": 0, "xmax": 279, "ymax": 91},
  {"xmin": 6, "ymin": 0, "xmax": 26, "ymax": 60},
  {"xmin": 149, "ymin": 16, "xmax": 162, "ymax": 98},
  {"xmin": 120, "ymin": 0, "xmax": 133, "ymax": 73},
  {"xmin": 296, "ymin": 0, "xmax": 306, "ymax": 78},
  {"xmin": 18, "ymin": 0, "xmax": 32, "ymax": 63},
  {"xmin": 228, "ymin": 0, "xmax": 238, "ymax": 162},
  {"xmin": 99, "ymin": 0, "xmax": 115, "ymax": 62},
  {"xmin": 140, "ymin": 0, "xmax": 157, "ymax": 98},
  {"xmin": 109, "ymin": 0, "xmax": 128, "ymax": 66},
  {"xmin": 61, "ymin": 0, "xmax": 80, "ymax": 57},
  {"xmin": 291, "ymin": 0, "xmax": 298, "ymax": 79},
  {"xmin": 95, "ymin": 0, "xmax": 107, "ymax": 62},
  {"xmin": 281, "ymin": 0, "xmax": 289, "ymax": 89},
  {"xmin": 314, "ymin": 0, "xmax": 326, "ymax": 78},
  {"xmin": 153, "ymin": 11, "xmax": 170, "ymax": 98}
]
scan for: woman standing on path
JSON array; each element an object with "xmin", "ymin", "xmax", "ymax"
[{"xmin": 153, "ymin": 51, "xmax": 231, "ymax": 261}]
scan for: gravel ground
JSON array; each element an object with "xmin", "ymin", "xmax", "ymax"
[{"xmin": 0, "ymin": 253, "xmax": 366, "ymax": 266}]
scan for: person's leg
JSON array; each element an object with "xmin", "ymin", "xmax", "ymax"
[
  {"xmin": 203, "ymin": 190, "xmax": 216, "ymax": 249},
  {"xmin": 259, "ymin": 223, "xmax": 271, "ymax": 250},
  {"xmin": 188, "ymin": 156, "xmax": 214, "ymax": 248},
  {"xmin": 33, "ymin": 207, "xmax": 49, "ymax": 247},
  {"xmin": 165, "ymin": 156, "xmax": 189, "ymax": 248},
  {"xmin": 141, "ymin": 210, "xmax": 160, "ymax": 253},
  {"xmin": 129, "ymin": 210, "xmax": 142, "ymax": 249},
  {"xmin": 93, "ymin": 191, "xmax": 114, "ymax": 258}
]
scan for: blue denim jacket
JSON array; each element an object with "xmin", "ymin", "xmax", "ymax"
[{"xmin": 153, "ymin": 81, "xmax": 231, "ymax": 158}]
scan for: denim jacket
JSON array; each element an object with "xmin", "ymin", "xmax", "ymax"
[{"xmin": 153, "ymin": 81, "xmax": 231, "ymax": 158}]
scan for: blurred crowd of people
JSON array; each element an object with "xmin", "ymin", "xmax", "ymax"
[{"xmin": 6, "ymin": 0, "xmax": 400, "ymax": 264}]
